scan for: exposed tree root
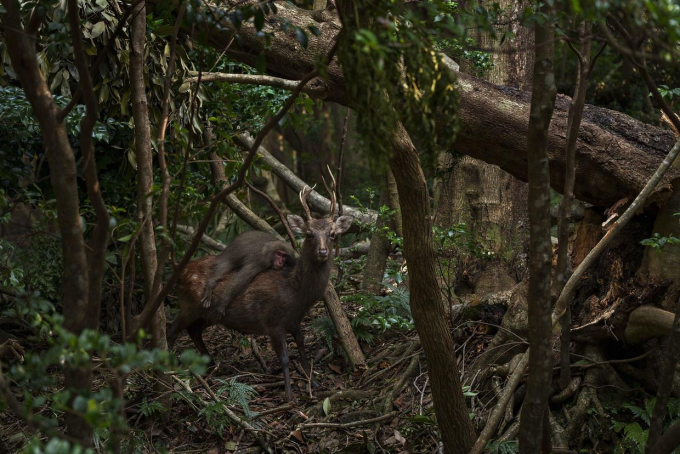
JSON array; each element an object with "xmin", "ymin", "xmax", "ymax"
[
  {"xmin": 382, "ymin": 355, "xmax": 419, "ymax": 414},
  {"xmin": 550, "ymin": 376, "xmax": 582, "ymax": 404},
  {"xmin": 625, "ymin": 305, "xmax": 674, "ymax": 344},
  {"xmin": 564, "ymin": 345, "xmax": 606, "ymax": 441}
]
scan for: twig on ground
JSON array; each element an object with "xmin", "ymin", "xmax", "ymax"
[
  {"xmin": 250, "ymin": 337, "xmax": 271, "ymax": 374},
  {"xmin": 298, "ymin": 411, "xmax": 397, "ymax": 430},
  {"xmin": 383, "ymin": 355, "xmax": 419, "ymax": 415}
]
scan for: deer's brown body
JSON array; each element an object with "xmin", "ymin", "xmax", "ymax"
[
  {"xmin": 167, "ymin": 174, "xmax": 352, "ymax": 401},
  {"xmin": 200, "ymin": 230, "xmax": 297, "ymax": 313}
]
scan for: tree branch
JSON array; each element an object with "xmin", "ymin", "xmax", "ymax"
[
  {"xmin": 245, "ymin": 181, "xmax": 298, "ymax": 250},
  {"xmin": 185, "ymin": 71, "xmax": 328, "ymax": 97},
  {"xmin": 233, "ymin": 133, "xmax": 377, "ymax": 226}
]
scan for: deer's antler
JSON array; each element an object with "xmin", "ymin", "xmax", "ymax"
[
  {"xmin": 299, "ymin": 185, "xmax": 315, "ymax": 221},
  {"xmin": 322, "ymin": 165, "xmax": 336, "ymax": 218}
]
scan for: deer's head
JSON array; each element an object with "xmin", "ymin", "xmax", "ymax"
[{"xmin": 288, "ymin": 168, "xmax": 353, "ymax": 262}]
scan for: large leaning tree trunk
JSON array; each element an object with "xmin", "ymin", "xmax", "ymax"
[
  {"xmin": 389, "ymin": 124, "xmax": 477, "ymax": 453},
  {"xmin": 158, "ymin": 0, "xmax": 680, "ymax": 210},
  {"xmin": 434, "ymin": 0, "xmax": 532, "ymax": 299}
]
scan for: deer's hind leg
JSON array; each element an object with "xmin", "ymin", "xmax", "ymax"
[
  {"xmin": 292, "ymin": 327, "xmax": 319, "ymax": 388},
  {"xmin": 186, "ymin": 321, "xmax": 214, "ymax": 365},
  {"xmin": 167, "ymin": 312, "xmax": 191, "ymax": 349}
]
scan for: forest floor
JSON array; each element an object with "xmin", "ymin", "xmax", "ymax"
[
  {"xmin": 0, "ymin": 300, "xmax": 492, "ymax": 454},
  {"xmin": 0, "ymin": 290, "xmax": 662, "ymax": 453}
]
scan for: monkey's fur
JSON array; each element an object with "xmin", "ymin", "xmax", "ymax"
[{"xmin": 201, "ymin": 231, "xmax": 297, "ymax": 314}]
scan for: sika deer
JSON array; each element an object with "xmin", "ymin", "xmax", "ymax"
[{"xmin": 166, "ymin": 177, "xmax": 352, "ymax": 402}]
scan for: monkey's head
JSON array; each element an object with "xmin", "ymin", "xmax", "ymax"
[{"xmin": 273, "ymin": 249, "xmax": 295, "ymax": 269}]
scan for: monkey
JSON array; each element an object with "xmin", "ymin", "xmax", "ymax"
[{"xmin": 201, "ymin": 231, "xmax": 297, "ymax": 314}]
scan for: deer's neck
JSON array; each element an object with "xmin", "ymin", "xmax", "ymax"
[{"xmin": 293, "ymin": 247, "xmax": 332, "ymax": 304}]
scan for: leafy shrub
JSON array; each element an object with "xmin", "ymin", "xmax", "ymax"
[
  {"xmin": 610, "ymin": 398, "xmax": 680, "ymax": 454},
  {"xmin": 1, "ymin": 292, "xmax": 208, "ymax": 453},
  {"xmin": 347, "ymin": 288, "xmax": 414, "ymax": 343}
]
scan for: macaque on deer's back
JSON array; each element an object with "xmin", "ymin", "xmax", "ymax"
[{"xmin": 201, "ymin": 230, "xmax": 296, "ymax": 313}]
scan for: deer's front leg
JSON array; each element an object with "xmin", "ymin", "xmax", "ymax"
[
  {"xmin": 271, "ymin": 331, "xmax": 293, "ymax": 402},
  {"xmin": 292, "ymin": 327, "xmax": 319, "ymax": 388}
]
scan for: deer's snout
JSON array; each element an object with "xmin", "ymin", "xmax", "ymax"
[{"xmin": 317, "ymin": 248, "xmax": 329, "ymax": 259}]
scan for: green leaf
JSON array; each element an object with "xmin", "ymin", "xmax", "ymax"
[
  {"xmin": 91, "ymin": 21, "xmax": 106, "ymax": 39},
  {"xmin": 322, "ymin": 397, "xmax": 331, "ymax": 416},
  {"xmin": 117, "ymin": 234, "xmax": 132, "ymax": 243}
]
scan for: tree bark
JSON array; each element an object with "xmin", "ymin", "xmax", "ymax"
[
  {"xmin": 130, "ymin": 0, "xmax": 169, "ymax": 404},
  {"xmin": 361, "ymin": 185, "xmax": 391, "ymax": 294},
  {"xmin": 519, "ymin": 11, "xmax": 557, "ymax": 454},
  {"xmin": 436, "ymin": 0, "xmax": 531, "ymax": 262},
  {"xmin": 1, "ymin": 0, "xmax": 98, "ymax": 444},
  {"xmin": 160, "ymin": 0, "xmax": 680, "ymax": 209},
  {"xmin": 386, "ymin": 168, "xmax": 402, "ymax": 237},
  {"xmin": 389, "ymin": 124, "xmax": 476, "ymax": 453},
  {"xmin": 130, "ymin": 0, "xmax": 167, "ymax": 350},
  {"xmin": 434, "ymin": 0, "xmax": 532, "ymax": 301}
]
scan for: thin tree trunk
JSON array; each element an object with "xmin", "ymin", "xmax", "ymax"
[
  {"xmin": 362, "ymin": 185, "xmax": 391, "ymax": 294},
  {"xmin": 389, "ymin": 123, "xmax": 476, "ymax": 454},
  {"xmin": 518, "ymin": 8, "xmax": 557, "ymax": 453},
  {"xmin": 66, "ymin": 0, "xmax": 112, "ymax": 440},
  {"xmin": 554, "ymin": 21, "xmax": 593, "ymax": 390},
  {"xmin": 129, "ymin": 0, "xmax": 169, "ymax": 403}
]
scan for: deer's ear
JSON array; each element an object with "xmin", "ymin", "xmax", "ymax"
[
  {"xmin": 335, "ymin": 215, "xmax": 353, "ymax": 234},
  {"xmin": 287, "ymin": 215, "xmax": 306, "ymax": 234}
]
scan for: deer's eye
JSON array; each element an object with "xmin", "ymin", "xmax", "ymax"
[
  {"xmin": 306, "ymin": 233, "xmax": 314, "ymax": 239},
  {"xmin": 329, "ymin": 232, "xmax": 336, "ymax": 239}
]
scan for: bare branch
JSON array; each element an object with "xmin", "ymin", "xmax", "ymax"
[
  {"xmin": 245, "ymin": 181, "xmax": 298, "ymax": 250},
  {"xmin": 232, "ymin": 133, "xmax": 377, "ymax": 225},
  {"xmin": 185, "ymin": 71, "xmax": 328, "ymax": 98}
]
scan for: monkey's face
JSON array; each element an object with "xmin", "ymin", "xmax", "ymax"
[{"xmin": 273, "ymin": 250, "xmax": 294, "ymax": 269}]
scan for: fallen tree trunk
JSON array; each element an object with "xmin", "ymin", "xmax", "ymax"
[
  {"xmin": 233, "ymin": 133, "xmax": 377, "ymax": 225},
  {"xmin": 161, "ymin": 0, "xmax": 680, "ymax": 209}
]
